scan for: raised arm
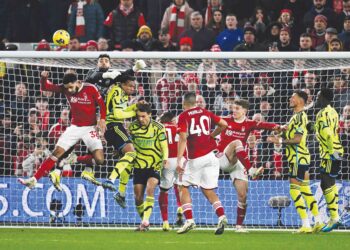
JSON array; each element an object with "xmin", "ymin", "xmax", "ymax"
[{"xmin": 40, "ymin": 71, "xmax": 63, "ymax": 93}]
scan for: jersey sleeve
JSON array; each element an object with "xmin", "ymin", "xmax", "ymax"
[
  {"xmin": 93, "ymin": 86, "xmax": 106, "ymax": 120},
  {"xmin": 40, "ymin": 78, "xmax": 63, "ymax": 93},
  {"xmin": 158, "ymin": 126, "xmax": 169, "ymax": 160},
  {"xmin": 177, "ymin": 113, "xmax": 188, "ymax": 133},
  {"xmin": 209, "ymin": 111, "xmax": 221, "ymax": 124},
  {"xmin": 254, "ymin": 120, "xmax": 279, "ymax": 130}
]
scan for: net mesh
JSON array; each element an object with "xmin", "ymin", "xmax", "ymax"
[{"xmin": 0, "ymin": 54, "xmax": 349, "ymax": 228}]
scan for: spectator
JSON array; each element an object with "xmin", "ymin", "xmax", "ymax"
[
  {"xmin": 216, "ymin": 13, "xmax": 244, "ymax": 51},
  {"xmin": 36, "ymin": 39, "xmax": 51, "ymax": 51},
  {"xmin": 179, "ymin": 11, "xmax": 216, "ymax": 51},
  {"xmin": 10, "ymin": 82, "xmax": 34, "ymax": 125},
  {"xmin": 182, "ymin": 72, "xmax": 200, "ymax": 94},
  {"xmin": 303, "ymin": 0, "xmax": 337, "ymax": 30},
  {"xmin": 35, "ymin": 97, "xmax": 51, "ymax": 131},
  {"xmin": 120, "ymin": 39, "xmax": 136, "ymax": 51},
  {"xmin": 249, "ymin": 7, "xmax": 269, "ymax": 43},
  {"xmin": 195, "ymin": 94, "xmax": 207, "ymax": 109},
  {"xmin": 328, "ymin": 37, "xmax": 343, "ymax": 51},
  {"xmin": 104, "ymin": 0, "xmax": 145, "ymax": 50},
  {"xmin": 316, "ymin": 27, "xmax": 338, "ymax": 51},
  {"xmin": 340, "ymin": 116, "xmax": 350, "ymax": 179},
  {"xmin": 234, "ymin": 25, "xmax": 265, "ymax": 51},
  {"xmin": 263, "ymin": 22, "xmax": 282, "ymax": 50},
  {"xmin": 48, "ymin": 108, "xmax": 70, "ymax": 147},
  {"xmin": 67, "ymin": 0, "xmax": 104, "ymax": 42},
  {"xmin": 278, "ymin": 27, "xmax": 298, "ymax": 51},
  {"xmin": 278, "ymin": 9, "xmax": 293, "ymax": 28},
  {"xmin": 85, "ymin": 40, "xmax": 98, "ymax": 51},
  {"xmin": 179, "ymin": 37, "xmax": 193, "ymax": 51},
  {"xmin": 134, "ymin": 25, "xmax": 157, "ymax": 51},
  {"xmin": 337, "ymin": 0, "xmax": 350, "ymax": 29},
  {"xmin": 150, "ymin": 28, "xmax": 177, "ymax": 51},
  {"xmin": 310, "ymin": 14, "xmax": 328, "ymax": 49},
  {"xmin": 299, "ymin": 33, "xmax": 314, "ymax": 51},
  {"xmin": 22, "ymin": 137, "xmax": 50, "ymax": 177},
  {"xmin": 155, "ymin": 60, "xmax": 187, "ymax": 114},
  {"xmin": 68, "ymin": 37, "xmax": 81, "ymax": 51},
  {"xmin": 201, "ymin": 71, "xmax": 222, "ymax": 114},
  {"xmin": 338, "ymin": 16, "xmax": 350, "ymax": 50},
  {"xmin": 330, "ymin": 74, "xmax": 350, "ymax": 111},
  {"xmin": 340, "ymin": 104, "xmax": 350, "ymax": 133},
  {"xmin": 161, "ymin": 0, "xmax": 194, "ymax": 45},
  {"xmin": 97, "ymin": 37, "xmax": 109, "ymax": 51},
  {"xmin": 206, "ymin": 9, "xmax": 225, "ymax": 36},
  {"xmin": 204, "ymin": 0, "xmax": 223, "ymax": 26}
]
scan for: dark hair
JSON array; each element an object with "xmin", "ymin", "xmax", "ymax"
[
  {"xmin": 35, "ymin": 97, "xmax": 49, "ymax": 103},
  {"xmin": 294, "ymin": 90, "xmax": 308, "ymax": 104},
  {"xmin": 319, "ymin": 88, "xmax": 334, "ymax": 102},
  {"xmin": 118, "ymin": 72, "xmax": 136, "ymax": 83},
  {"xmin": 137, "ymin": 103, "xmax": 152, "ymax": 113},
  {"xmin": 183, "ymin": 91, "xmax": 197, "ymax": 105},
  {"xmin": 234, "ymin": 99, "xmax": 250, "ymax": 110},
  {"xmin": 300, "ymin": 33, "xmax": 312, "ymax": 39},
  {"xmin": 159, "ymin": 112, "xmax": 175, "ymax": 123},
  {"xmin": 98, "ymin": 54, "xmax": 110, "ymax": 61},
  {"xmin": 62, "ymin": 72, "xmax": 78, "ymax": 85}
]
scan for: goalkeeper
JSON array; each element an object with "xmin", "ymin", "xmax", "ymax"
[
  {"xmin": 314, "ymin": 88, "xmax": 344, "ymax": 232},
  {"xmin": 101, "ymin": 59, "xmax": 147, "ymax": 210}
]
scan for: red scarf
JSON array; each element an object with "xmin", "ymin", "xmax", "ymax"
[
  {"xmin": 72, "ymin": 1, "xmax": 89, "ymax": 37},
  {"xmin": 205, "ymin": 4, "xmax": 222, "ymax": 25},
  {"xmin": 169, "ymin": 4, "xmax": 185, "ymax": 41}
]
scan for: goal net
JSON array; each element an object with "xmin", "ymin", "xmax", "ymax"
[{"xmin": 0, "ymin": 51, "xmax": 349, "ymax": 229}]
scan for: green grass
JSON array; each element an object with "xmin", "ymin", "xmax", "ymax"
[{"xmin": 1, "ymin": 228, "xmax": 350, "ymax": 250}]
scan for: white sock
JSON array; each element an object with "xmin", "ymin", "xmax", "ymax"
[
  {"xmin": 302, "ymin": 218, "xmax": 311, "ymax": 228},
  {"xmin": 314, "ymin": 215, "xmax": 322, "ymax": 224},
  {"xmin": 84, "ymin": 167, "xmax": 93, "ymax": 173},
  {"xmin": 54, "ymin": 169, "xmax": 61, "ymax": 175}
]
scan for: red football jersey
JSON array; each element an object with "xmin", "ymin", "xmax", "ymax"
[
  {"xmin": 217, "ymin": 116, "xmax": 279, "ymax": 152},
  {"xmin": 164, "ymin": 122, "xmax": 178, "ymax": 158},
  {"xmin": 177, "ymin": 107, "xmax": 220, "ymax": 159},
  {"xmin": 41, "ymin": 79, "xmax": 106, "ymax": 126},
  {"xmin": 155, "ymin": 78, "xmax": 187, "ymax": 112}
]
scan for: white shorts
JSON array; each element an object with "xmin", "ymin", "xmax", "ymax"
[
  {"xmin": 217, "ymin": 152, "xmax": 248, "ymax": 182},
  {"xmin": 182, "ymin": 152, "xmax": 219, "ymax": 189},
  {"xmin": 57, "ymin": 125, "xmax": 103, "ymax": 152},
  {"xmin": 160, "ymin": 157, "xmax": 185, "ymax": 190}
]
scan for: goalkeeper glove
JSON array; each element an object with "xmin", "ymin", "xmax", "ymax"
[
  {"xmin": 132, "ymin": 60, "xmax": 147, "ymax": 72},
  {"xmin": 330, "ymin": 151, "xmax": 343, "ymax": 161},
  {"xmin": 102, "ymin": 69, "xmax": 121, "ymax": 80}
]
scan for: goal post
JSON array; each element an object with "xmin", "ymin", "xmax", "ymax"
[{"xmin": 0, "ymin": 51, "xmax": 349, "ymax": 229}]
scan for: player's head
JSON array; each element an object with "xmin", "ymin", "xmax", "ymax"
[
  {"xmin": 159, "ymin": 111, "xmax": 176, "ymax": 124},
  {"xmin": 183, "ymin": 91, "xmax": 197, "ymax": 109},
  {"xmin": 232, "ymin": 99, "xmax": 249, "ymax": 120},
  {"xmin": 290, "ymin": 90, "xmax": 308, "ymax": 109},
  {"xmin": 97, "ymin": 54, "xmax": 111, "ymax": 70},
  {"xmin": 63, "ymin": 70, "xmax": 80, "ymax": 94},
  {"xmin": 137, "ymin": 103, "xmax": 152, "ymax": 126},
  {"xmin": 119, "ymin": 73, "xmax": 136, "ymax": 95},
  {"xmin": 316, "ymin": 87, "xmax": 334, "ymax": 107}
]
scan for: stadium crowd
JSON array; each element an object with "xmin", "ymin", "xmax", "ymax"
[
  {"xmin": 1, "ymin": 0, "xmax": 350, "ymax": 52},
  {"xmin": 0, "ymin": 0, "xmax": 349, "ymax": 182}
]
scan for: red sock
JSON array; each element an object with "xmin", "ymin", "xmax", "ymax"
[
  {"xmin": 158, "ymin": 191, "xmax": 168, "ymax": 221},
  {"xmin": 174, "ymin": 184, "xmax": 182, "ymax": 207},
  {"xmin": 34, "ymin": 157, "xmax": 57, "ymax": 180},
  {"xmin": 273, "ymin": 151, "xmax": 282, "ymax": 173},
  {"xmin": 213, "ymin": 201, "xmax": 225, "ymax": 217},
  {"xmin": 236, "ymin": 202, "xmax": 247, "ymax": 226},
  {"xmin": 236, "ymin": 147, "xmax": 251, "ymax": 171},
  {"xmin": 77, "ymin": 155, "xmax": 94, "ymax": 165},
  {"xmin": 182, "ymin": 203, "xmax": 193, "ymax": 220}
]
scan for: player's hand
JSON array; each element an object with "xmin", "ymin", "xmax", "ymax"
[
  {"xmin": 98, "ymin": 119, "xmax": 106, "ymax": 134},
  {"xmin": 41, "ymin": 71, "xmax": 49, "ymax": 78},
  {"xmin": 163, "ymin": 160, "xmax": 169, "ymax": 169},
  {"xmin": 133, "ymin": 60, "xmax": 147, "ymax": 72},
  {"xmin": 176, "ymin": 164, "xmax": 184, "ymax": 174},
  {"xmin": 102, "ymin": 69, "xmax": 121, "ymax": 79},
  {"xmin": 330, "ymin": 151, "xmax": 343, "ymax": 161}
]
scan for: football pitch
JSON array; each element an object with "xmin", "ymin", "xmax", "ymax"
[{"xmin": 1, "ymin": 228, "xmax": 350, "ymax": 250}]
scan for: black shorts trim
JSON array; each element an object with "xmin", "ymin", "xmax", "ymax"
[
  {"xmin": 105, "ymin": 123, "xmax": 132, "ymax": 152},
  {"xmin": 133, "ymin": 168, "xmax": 160, "ymax": 186}
]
